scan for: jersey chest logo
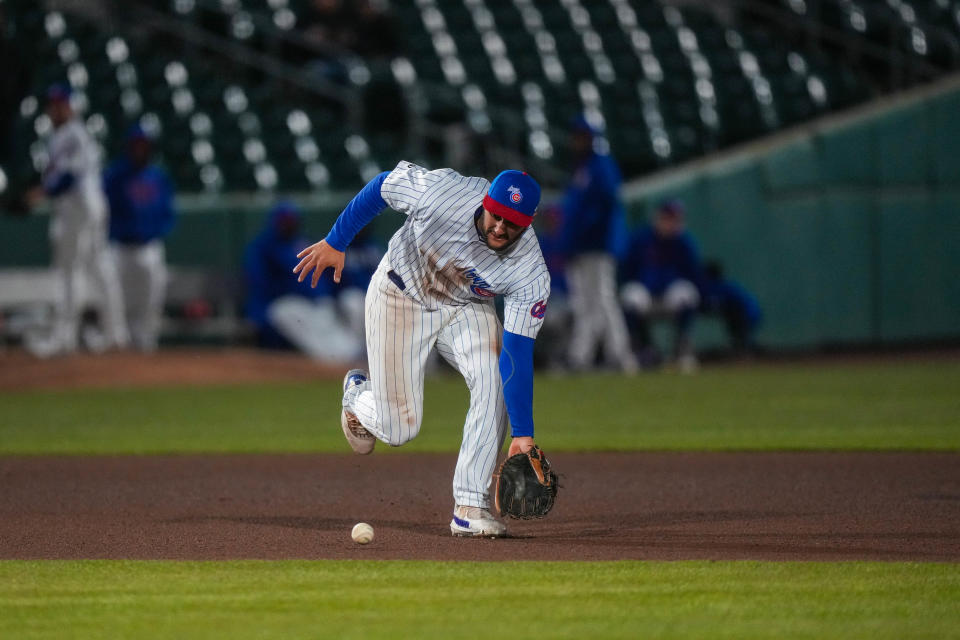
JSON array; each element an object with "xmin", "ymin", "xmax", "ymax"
[
  {"xmin": 464, "ymin": 268, "xmax": 495, "ymax": 298},
  {"xmin": 128, "ymin": 179, "xmax": 160, "ymax": 204}
]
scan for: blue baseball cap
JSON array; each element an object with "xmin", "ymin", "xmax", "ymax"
[
  {"xmin": 46, "ymin": 83, "xmax": 72, "ymax": 103},
  {"xmin": 657, "ymin": 199, "xmax": 685, "ymax": 217},
  {"xmin": 269, "ymin": 199, "xmax": 301, "ymax": 220},
  {"xmin": 571, "ymin": 114, "xmax": 598, "ymax": 137},
  {"xmin": 268, "ymin": 199, "xmax": 301, "ymax": 233},
  {"xmin": 126, "ymin": 123, "xmax": 151, "ymax": 142},
  {"xmin": 483, "ymin": 170, "xmax": 540, "ymax": 228}
]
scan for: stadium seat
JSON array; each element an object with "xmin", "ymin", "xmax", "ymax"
[{"xmin": 3, "ymin": 0, "xmax": 949, "ymax": 198}]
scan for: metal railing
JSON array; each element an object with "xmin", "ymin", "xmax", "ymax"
[
  {"xmin": 124, "ymin": 0, "xmax": 568, "ymax": 183},
  {"xmin": 718, "ymin": 0, "xmax": 958, "ymax": 91},
  {"xmin": 123, "ymin": 1, "xmax": 366, "ymax": 130}
]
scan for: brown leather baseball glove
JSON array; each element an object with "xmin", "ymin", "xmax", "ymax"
[{"xmin": 494, "ymin": 445, "xmax": 559, "ymax": 519}]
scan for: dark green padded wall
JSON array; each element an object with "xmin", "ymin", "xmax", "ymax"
[
  {"xmin": 817, "ymin": 195, "xmax": 876, "ymax": 343},
  {"xmin": 817, "ymin": 119, "xmax": 879, "ymax": 186},
  {"xmin": 877, "ymin": 193, "xmax": 960, "ymax": 340},
  {"xmin": 876, "ymin": 103, "xmax": 933, "ymax": 185},
  {"xmin": 624, "ymin": 81, "xmax": 960, "ymax": 348},
  {"xmin": 0, "ymin": 216, "xmax": 49, "ymax": 266},
  {"xmin": 164, "ymin": 209, "xmax": 238, "ymax": 268},
  {"xmin": 932, "ymin": 90, "xmax": 960, "ymax": 185}
]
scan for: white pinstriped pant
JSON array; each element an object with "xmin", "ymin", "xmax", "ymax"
[
  {"xmin": 343, "ymin": 264, "xmax": 509, "ymax": 508},
  {"xmin": 113, "ymin": 240, "xmax": 167, "ymax": 352},
  {"xmin": 50, "ymin": 209, "xmax": 128, "ymax": 352},
  {"xmin": 566, "ymin": 252, "xmax": 636, "ymax": 371}
]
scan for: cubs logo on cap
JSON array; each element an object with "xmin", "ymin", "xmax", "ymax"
[{"xmin": 483, "ymin": 170, "xmax": 540, "ymax": 228}]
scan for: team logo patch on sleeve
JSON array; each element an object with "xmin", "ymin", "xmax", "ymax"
[{"xmin": 530, "ymin": 300, "xmax": 547, "ymax": 319}]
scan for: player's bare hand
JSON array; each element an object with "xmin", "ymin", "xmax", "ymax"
[
  {"xmin": 293, "ymin": 239, "xmax": 345, "ymax": 286},
  {"xmin": 508, "ymin": 436, "xmax": 535, "ymax": 457}
]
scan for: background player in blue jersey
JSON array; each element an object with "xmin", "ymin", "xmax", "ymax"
[
  {"xmin": 104, "ymin": 124, "xmax": 176, "ymax": 352},
  {"xmin": 244, "ymin": 200, "xmax": 361, "ymax": 362},
  {"xmin": 294, "ymin": 162, "xmax": 550, "ymax": 538},
  {"xmin": 701, "ymin": 259, "xmax": 763, "ymax": 357},
  {"xmin": 559, "ymin": 116, "xmax": 637, "ymax": 373},
  {"xmin": 620, "ymin": 199, "xmax": 704, "ymax": 372},
  {"xmin": 244, "ymin": 201, "xmax": 330, "ymax": 350},
  {"xmin": 336, "ymin": 226, "xmax": 385, "ymax": 357}
]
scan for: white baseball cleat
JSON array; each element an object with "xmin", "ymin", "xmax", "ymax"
[
  {"xmin": 341, "ymin": 369, "xmax": 375, "ymax": 455},
  {"xmin": 450, "ymin": 505, "xmax": 507, "ymax": 538}
]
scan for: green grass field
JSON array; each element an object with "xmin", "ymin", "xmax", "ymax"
[
  {"xmin": 1, "ymin": 560, "xmax": 958, "ymax": 639},
  {"xmin": 1, "ymin": 359, "xmax": 959, "ymax": 454},
  {"xmin": 3, "ymin": 358, "xmax": 958, "ymax": 638}
]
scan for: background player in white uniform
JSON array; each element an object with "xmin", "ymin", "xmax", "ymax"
[
  {"xmin": 28, "ymin": 85, "xmax": 127, "ymax": 355},
  {"xmin": 294, "ymin": 162, "xmax": 550, "ymax": 537}
]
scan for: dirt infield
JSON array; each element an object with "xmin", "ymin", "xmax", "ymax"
[
  {"xmin": 0, "ymin": 348, "xmax": 345, "ymax": 391},
  {"xmin": 3, "ymin": 348, "xmax": 958, "ymax": 562},
  {"xmin": 2, "ymin": 452, "xmax": 958, "ymax": 561}
]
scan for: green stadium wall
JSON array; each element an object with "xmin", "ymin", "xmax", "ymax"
[
  {"xmin": 622, "ymin": 76, "xmax": 960, "ymax": 349},
  {"xmin": 2, "ymin": 77, "xmax": 959, "ymax": 350}
]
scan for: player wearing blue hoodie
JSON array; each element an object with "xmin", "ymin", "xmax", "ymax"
[
  {"xmin": 620, "ymin": 199, "xmax": 704, "ymax": 371},
  {"xmin": 559, "ymin": 117, "xmax": 636, "ymax": 373},
  {"xmin": 104, "ymin": 125, "xmax": 176, "ymax": 351}
]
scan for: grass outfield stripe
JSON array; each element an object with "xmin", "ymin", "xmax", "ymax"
[
  {"xmin": 1, "ymin": 360, "xmax": 958, "ymax": 454},
  {"xmin": 0, "ymin": 561, "xmax": 958, "ymax": 639}
]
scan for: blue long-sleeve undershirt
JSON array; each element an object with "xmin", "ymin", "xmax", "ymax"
[
  {"xmin": 44, "ymin": 172, "xmax": 75, "ymax": 197},
  {"xmin": 324, "ymin": 171, "xmax": 390, "ymax": 251},
  {"xmin": 499, "ymin": 330, "xmax": 535, "ymax": 438}
]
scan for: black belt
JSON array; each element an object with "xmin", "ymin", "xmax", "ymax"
[{"xmin": 387, "ymin": 269, "xmax": 406, "ymax": 291}]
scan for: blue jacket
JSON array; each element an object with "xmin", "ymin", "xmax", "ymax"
[
  {"xmin": 622, "ymin": 225, "xmax": 703, "ymax": 296},
  {"xmin": 534, "ymin": 216, "xmax": 569, "ymax": 294},
  {"xmin": 104, "ymin": 158, "xmax": 176, "ymax": 244},
  {"xmin": 243, "ymin": 206, "xmax": 331, "ymax": 329},
  {"xmin": 560, "ymin": 152, "xmax": 629, "ymax": 259},
  {"xmin": 340, "ymin": 231, "xmax": 384, "ymax": 291},
  {"xmin": 702, "ymin": 277, "xmax": 762, "ymax": 329}
]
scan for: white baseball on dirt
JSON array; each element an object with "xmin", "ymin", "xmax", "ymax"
[{"xmin": 351, "ymin": 522, "xmax": 374, "ymax": 544}]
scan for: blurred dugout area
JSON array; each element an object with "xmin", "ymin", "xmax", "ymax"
[
  {"xmin": 1, "ymin": 0, "xmax": 959, "ymax": 200},
  {"xmin": 1, "ymin": 0, "xmax": 959, "ymax": 349}
]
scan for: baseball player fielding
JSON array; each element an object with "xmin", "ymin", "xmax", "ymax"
[{"xmin": 293, "ymin": 161, "xmax": 550, "ymax": 538}]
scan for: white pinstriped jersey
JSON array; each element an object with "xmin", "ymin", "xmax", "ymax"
[
  {"xmin": 380, "ymin": 161, "xmax": 551, "ymax": 338},
  {"xmin": 44, "ymin": 119, "xmax": 106, "ymax": 224}
]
